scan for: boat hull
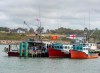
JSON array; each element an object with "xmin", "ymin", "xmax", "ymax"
[
  {"xmin": 48, "ymin": 48, "xmax": 70, "ymax": 58},
  {"xmin": 8, "ymin": 51, "xmax": 49, "ymax": 57},
  {"xmin": 70, "ymin": 50, "xmax": 98, "ymax": 59},
  {"xmin": 8, "ymin": 52, "xmax": 19, "ymax": 57}
]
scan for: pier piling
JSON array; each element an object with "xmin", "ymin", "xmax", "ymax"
[
  {"xmin": 24, "ymin": 42, "xmax": 28, "ymax": 57},
  {"xmin": 19, "ymin": 43, "xmax": 23, "ymax": 57}
]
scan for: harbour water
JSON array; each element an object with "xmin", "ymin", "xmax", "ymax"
[{"xmin": 0, "ymin": 45, "xmax": 100, "ymax": 73}]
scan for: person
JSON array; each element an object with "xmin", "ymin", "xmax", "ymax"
[
  {"xmin": 32, "ymin": 46, "xmax": 35, "ymax": 50},
  {"xmin": 34, "ymin": 46, "xmax": 38, "ymax": 50},
  {"xmin": 4, "ymin": 47, "xmax": 8, "ymax": 53},
  {"xmin": 8, "ymin": 45, "xmax": 11, "ymax": 51}
]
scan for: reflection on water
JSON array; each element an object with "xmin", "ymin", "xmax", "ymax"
[{"xmin": 0, "ymin": 45, "xmax": 100, "ymax": 73}]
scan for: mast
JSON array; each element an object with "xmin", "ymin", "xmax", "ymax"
[
  {"xmin": 89, "ymin": 10, "xmax": 90, "ymax": 35},
  {"xmin": 87, "ymin": 10, "xmax": 91, "ymax": 43},
  {"xmin": 84, "ymin": 11, "xmax": 90, "ymax": 43},
  {"xmin": 38, "ymin": 6, "xmax": 42, "ymax": 42}
]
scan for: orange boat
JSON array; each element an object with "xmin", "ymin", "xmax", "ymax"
[
  {"xmin": 70, "ymin": 43, "xmax": 99, "ymax": 59},
  {"xmin": 70, "ymin": 50, "xmax": 98, "ymax": 59}
]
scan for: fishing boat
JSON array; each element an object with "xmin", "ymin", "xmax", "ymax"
[
  {"xmin": 4, "ymin": 44, "xmax": 19, "ymax": 56},
  {"xmin": 5, "ymin": 40, "xmax": 49, "ymax": 57},
  {"xmin": 48, "ymin": 43, "xmax": 72, "ymax": 58},
  {"xmin": 70, "ymin": 21, "xmax": 99, "ymax": 59},
  {"xmin": 70, "ymin": 43, "xmax": 99, "ymax": 59}
]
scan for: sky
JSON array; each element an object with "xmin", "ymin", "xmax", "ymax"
[{"xmin": 0, "ymin": 0, "xmax": 100, "ymax": 30}]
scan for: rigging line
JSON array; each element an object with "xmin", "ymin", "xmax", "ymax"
[
  {"xmin": 89, "ymin": 29, "xmax": 96, "ymax": 37},
  {"xmin": 24, "ymin": 21, "xmax": 31, "ymax": 29},
  {"xmin": 26, "ymin": 21, "xmax": 40, "ymax": 27}
]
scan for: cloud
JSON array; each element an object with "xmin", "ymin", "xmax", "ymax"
[
  {"xmin": 0, "ymin": 12, "xmax": 10, "ymax": 20},
  {"xmin": 0, "ymin": 0, "xmax": 100, "ymax": 30}
]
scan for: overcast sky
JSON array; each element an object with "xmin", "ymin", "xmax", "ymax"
[{"xmin": 0, "ymin": 0, "xmax": 100, "ymax": 30}]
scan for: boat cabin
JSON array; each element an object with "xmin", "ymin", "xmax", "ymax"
[
  {"xmin": 73, "ymin": 44, "xmax": 89, "ymax": 51},
  {"xmin": 49, "ymin": 43, "xmax": 72, "ymax": 51},
  {"xmin": 51, "ymin": 44, "xmax": 63, "ymax": 50},
  {"xmin": 86, "ymin": 43, "xmax": 97, "ymax": 50}
]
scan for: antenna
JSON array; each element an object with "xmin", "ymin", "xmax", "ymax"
[
  {"xmin": 89, "ymin": 10, "xmax": 90, "ymax": 35},
  {"xmin": 87, "ymin": 10, "xmax": 91, "ymax": 42},
  {"xmin": 84, "ymin": 17, "xmax": 85, "ymax": 28}
]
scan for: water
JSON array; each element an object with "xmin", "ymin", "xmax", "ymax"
[{"xmin": 0, "ymin": 45, "xmax": 100, "ymax": 73}]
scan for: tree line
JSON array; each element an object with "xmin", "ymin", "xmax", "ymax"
[
  {"xmin": 0, "ymin": 27, "xmax": 44, "ymax": 34},
  {"xmin": 0, "ymin": 27, "xmax": 100, "ymax": 35},
  {"xmin": 0, "ymin": 27, "xmax": 100, "ymax": 41}
]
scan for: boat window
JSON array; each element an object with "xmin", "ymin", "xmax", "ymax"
[
  {"xmin": 52, "ymin": 46, "xmax": 54, "ymax": 48},
  {"xmin": 48, "ymin": 45, "xmax": 50, "ymax": 48},
  {"xmin": 68, "ymin": 46, "xmax": 70, "ymax": 49},
  {"xmin": 65, "ymin": 46, "xmax": 67, "ymax": 49},
  {"xmin": 83, "ymin": 44, "xmax": 86, "ymax": 47},
  {"xmin": 48, "ymin": 45, "xmax": 51, "ymax": 48},
  {"xmin": 73, "ymin": 45, "xmax": 75, "ymax": 50},
  {"xmin": 60, "ymin": 46, "xmax": 63, "ymax": 48},
  {"xmin": 57, "ymin": 46, "xmax": 59, "ymax": 48},
  {"xmin": 47, "ymin": 44, "xmax": 48, "ymax": 48},
  {"xmin": 54, "ymin": 46, "xmax": 56, "ymax": 48},
  {"xmin": 85, "ymin": 48, "xmax": 87, "ymax": 50},
  {"xmin": 86, "ymin": 44, "xmax": 88, "ymax": 46}
]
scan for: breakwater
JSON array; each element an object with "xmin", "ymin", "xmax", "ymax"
[{"xmin": 0, "ymin": 40, "xmax": 21, "ymax": 45}]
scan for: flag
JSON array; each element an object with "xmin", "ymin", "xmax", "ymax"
[
  {"xmin": 36, "ymin": 17, "xmax": 40, "ymax": 21},
  {"xmin": 66, "ymin": 35, "xmax": 76, "ymax": 39},
  {"xmin": 51, "ymin": 35, "xmax": 58, "ymax": 40},
  {"xmin": 69, "ymin": 35, "xmax": 76, "ymax": 39}
]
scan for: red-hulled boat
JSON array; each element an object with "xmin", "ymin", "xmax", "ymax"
[
  {"xmin": 48, "ymin": 48, "xmax": 70, "ymax": 58},
  {"xmin": 5, "ymin": 40, "xmax": 49, "ymax": 57},
  {"xmin": 48, "ymin": 43, "xmax": 72, "ymax": 58},
  {"xmin": 70, "ymin": 43, "xmax": 99, "ymax": 59}
]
